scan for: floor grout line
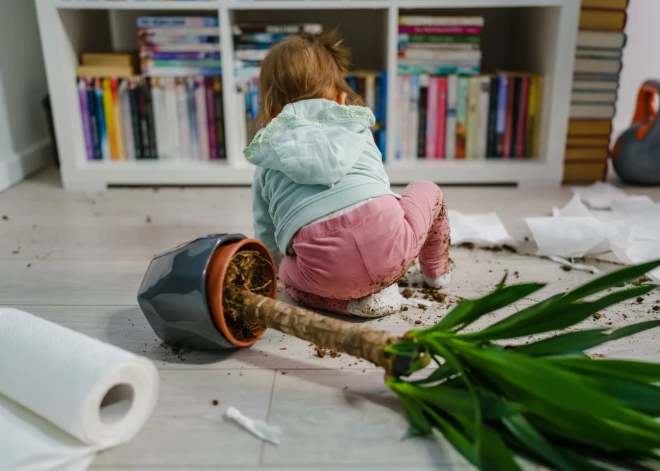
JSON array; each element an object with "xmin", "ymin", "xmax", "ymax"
[{"xmin": 258, "ymin": 369, "xmax": 278, "ymax": 466}]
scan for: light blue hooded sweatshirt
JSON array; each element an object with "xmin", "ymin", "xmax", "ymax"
[{"xmin": 244, "ymin": 99, "xmax": 396, "ymax": 256}]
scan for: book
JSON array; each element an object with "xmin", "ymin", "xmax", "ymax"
[
  {"xmin": 571, "ymin": 91, "xmax": 618, "ymax": 103},
  {"xmin": 399, "ymin": 16, "xmax": 485, "ymax": 27},
  {"xmin": 139, "ymin": 27, "xmax": 220, "ymax": 36},
  {"xmin": 135, "ymin": 80, "xmax": 153, "ymax": 159},
  {"xmin": 397, "ymin": 63, "xmax": 480, "ymax": 76},
  {"xmin": 234, "ymin": 32, "xmax": 292, "ymax": 44},
  {"xmin": 397, "ymin": 49, "xmax": 482, "ymax": 61},
  {"xmin": 365, "ymin": 74, "xmax": 376, "ymax": 112},
  {"xmin": 162, "ymin": 78, "xmax": 180, "ymax": 159},
  {"xmin": 86, "ymin": 79, "xmax": 102, "ymax": 160},
  {"xmin": 142, "ymin": 35, "xmax": 220, "ymax": 45},
  {"xmin": 572, "ymin": 80, "xmax": 619, "ymax": 92},
  {"xmin": 143, "ymin": 44, "xmax": 221, "ymax": 53},
  {"xmin": 465, "ymin": 76, "xmax": 480, "ymax": 160},
  {"xmin": 494, "ymin": 74, "xmax": 508, "ymax": 158},
  {"xmin": 82, "ymin": 53, "xmax": 138, "ymax": 67},
  {"xmin": 95, "ymin": 79, "xmax": 110, "ymax": 161},
  {"xmin": 509, "ymin": 77, "xmax": 522, "ymax": 159},
  {"xmin": 137, "ymin": 17, "xmax": 219, "ymax": 28},
  {"xmin": 102, "ymin": 79, "xmax": 118, "ymax": 160},
  {"xmin": 565, "ymin": 147, "xmax": 610, "ymax": 161},
  {"xmin": 408, "ymin": 75, "xmax": 420, "ymax": 160},
  {"xmin": 566, "ymin": 136, "xmax": 611, "ymax": 147},
  {"xmin": 445, "ymin": 75, "xmax": 458, "ymax": 160},
  {"xmin": 532, "ymin": 76, "xmax": 544, "ymax": 158},
  {"xmin": 110, "ymin": 79, "xmax": 127, "ymax": 160},
  {"xmin": 235, "ymin": 77, "xmax": 249, "ymax": 149},
  {"xmin": 484, "ymin": 76, "xmax": 500, "ymax": 158},
  {"xmin": 394, "ymin": 76, "xmax": 403, "ymax": 160},
  {"xmin": 570, "ymin": 103, "xmax": 616, "ymax": 119},
  {"xmin": 417, "ymin": 75, "xmax": 428, "ymax": 158},
  {"xmin": 516, "ymin": 76, "xmax": 530, "ymax": 159},
  {"xmin": 455, "ymin": 77, "xmax": 469, "ymax": 159},
  {"xmin": 76, "ymin": 65, "xmax": 136, "ymax": 78},
  {"xmin": 233, "ymin": 24, "xmax": 322, "ymax": 35},
  {"xmin": 398, "ymin": 26, "xmax": 482, "ymax": 35},
  {"xmin": 425, "ymin": 77, "xmax": 438, "ymax": 159},
  {"xmin": 574, "ymin": 58, "xmax": 622, "ymax": 75},
  {"xmin": 176, "ymin": 79, "xmax": 191, "ymax": 158},
  {"xmin": 78, "ymin": 79, "xmax": 93, "ymax": 160},
  {"xmin": 503, "ymin": 76, "xmax": 516, "ymax": 158},
  {"xmin": 580, "ymin": 0, "xmax": 628, "ymax": 9},
  {"xmin": 142, "ymin": 67, "xmax": 222, "ymax": 77},
  {"xmin": 149, "ymin": 51, "xmax": 221, "ymax": 60},
  {"xmin": 435, "ymin": 77, "xmax": 447, "ymax": 160},
  {"xmin": 187, "ymin": 78, "xmax": 199, "ymax": 160},
  {"xmin": 574, "ymin": 72, "xmax": 620, "ymax": 82},
  {"xmin": 575, "ymin": 49, "xmax": 622, "ymax": 60},
  {"xmin": 212, "ymin": 77, "xmax": 225, "ymax": 159},
  {"xmin": 526, "ymin": 76, "xmax": 538, "ymax": 159},
  {"xmin": 152, "ymin": 79, "xmax": 170, "ymax": 159},
  {"xmin": 399, "ymin": 43, "xmax": 479, "ymax": 51},
  {"xmin": 567, "ymin": 119, "xmax": 612, "ymax": 136},
  {"xmin": 205, "ymin": 78, "xmax": 217, "ymax": 160},
  {"xmin": 195, "ymin": 77, "xmax": 209, "ymax": 161},
  {"xmin": 148, "ymin": 59, "xmax": 222, "ymax": 68},
  {"xmin": 398, "ymin": 34, "xmax": 481, "ymax": 44},
  {"xmin": 119, "ymin": 80, "xmax": 135, "ymax": 161},
  {"xmin": 563, "ymin": 162, "xmax": 607, "ymax": 183},
  {"xmin": 476, "ymin": 76, "xmax": 490, "ymax": 160},
  {"xmin": 579, "ymin": 10, "xmax": 627, "ymax": 31},
  {"xmin": 145, "ymin": 79, "xmax": 158, "ymax": 159},
  {"xmin": 576, "ymin": 31, "xmax": 626, "ymax": 49},
  {"xmin": 128, "ymin": 81, "xmax": 143, "ymax": 159}
]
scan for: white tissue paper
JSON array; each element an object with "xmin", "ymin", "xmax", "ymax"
[
  {"xmin": 0, "ymin": 308, "xmax": 159, "ymax": 471},
  {"xmin": 448, "ymin": 210, "xmax": 516, "ymax": 247},
  {"xmin": 226, "ymin": 406, "xmax": 282, "ymax": 445},
  {"xmin": 571, "ymin": 181, "xmax": 630, "ymax": 209}
]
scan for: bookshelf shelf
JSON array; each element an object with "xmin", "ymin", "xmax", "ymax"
[{"xmin": 37, "ymin": 0, "xmax": 579, "ymax": 189}]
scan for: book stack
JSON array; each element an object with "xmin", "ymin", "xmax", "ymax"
[
  {"xmin": 138, "ymin": 16, "xmax": 221, "ymax": 77},
  {"xmin": 565, "ymin": 0, "xmax": 628, "ymax": 183},
  {"xmin": 77, "ymin": 64, "xmax": 226, "ymax": 161},
  {"xmin": 397, "ymin": 15, "xmax": 483, "ymax": 77},
  {"xmin": 395, "ymin": 72, "xmax": 543, "ymax": 161},
  {"xmin": 344, "ymin": 71, "xmax": 387, "ymax": 157}
]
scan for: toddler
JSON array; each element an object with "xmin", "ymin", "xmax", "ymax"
[{"xmin": 245, "ymin": 31, "xmax": 451, "ymax": 317}]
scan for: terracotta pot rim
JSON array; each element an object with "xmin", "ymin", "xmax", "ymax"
[{"xmin": 206, "ymin": 238, "xmax": 276, "ymax": 347}]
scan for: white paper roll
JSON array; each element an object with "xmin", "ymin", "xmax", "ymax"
[{"xmin": 0, "ymin": 308, "xmax": 159, "ymax": 471}]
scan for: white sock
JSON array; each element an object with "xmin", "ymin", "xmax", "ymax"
[
  {"xmin": 347, "ymin": 284, "xmax": 403, "ymax": 318},
  {"xmin": 423, "ymin": 272, "xmax": 452, "ymax": 289}
]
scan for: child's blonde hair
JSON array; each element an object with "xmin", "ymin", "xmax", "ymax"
[{"xmin": 257, "ymin": 30, "xmax": 364, "ymax": 125}]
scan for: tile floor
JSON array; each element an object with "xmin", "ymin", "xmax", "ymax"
[{"xmin": 1, "ymin": 168, "xmax": 659, "ymax": 470}]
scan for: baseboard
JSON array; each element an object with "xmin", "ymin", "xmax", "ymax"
[{"xmin": 0, "ymin": 139, "xmax": 53, "ymax": 193}]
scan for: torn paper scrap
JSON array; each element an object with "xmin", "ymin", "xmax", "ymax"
[
  {"xmin": 524, "ymin": 216, "xmax": 614, "ymax": 258},
  {"xmin": 225, "ymin": 407, "xmax": 282, "ymax": 445},
  {"xmin": 548, "ymin": 255, "xmax": 602, "ymax": 274},
  {"xmin": 571, "ymin": 182, "xmax": 630, "ymax": 209},
  {"xmin": 448, "ymin": 210, "xmax": 516, "ymax": 247}
]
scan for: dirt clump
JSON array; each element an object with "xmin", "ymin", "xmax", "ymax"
[
  {"xmin": 402, "ymin": 288, "xmax": 414, "ymax": 299},
  {"xmin": 418, "ymin": 303, "xmax": 428, "ymax": 311},
  {"xmin": 593, "ymin": 313, "xmax": 602, "ymax": 320},
  {"xmin": 315, "ymin": 346, "xmax": 327, "ymax": 358}
]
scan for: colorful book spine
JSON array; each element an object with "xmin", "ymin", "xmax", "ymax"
[
  {"xmin": 503, "ymin": 76, "xmax": 516, "ymax": 159},
  {"xmin": 532, "ymin": 77, "xmax": 544, "ymax": 158},
  {"xmin": 495, "ymin": 75, "xmax": 508, "ymax": 158},
  {"xmin": 119, "ymin": 79, "xmax": 136, "ymax": 160},
  {"xmin": 139, "ymin": 27, "xmax": 220, "ymax": 36},
  {"xmin": 445, "ymin": 75, "xmax": 457, "ymax": 160},
  {"xmin": 365, "ymin": 74, "xmax": 376, "ymax": 112},
  {"xmin": 137, "ymin": 17, "xmax": 220, "ymax": 28},
  {"xmin": 102, "ymin": 78, "xmax": 118, "ymax": 160},
  {"xmin": 417, "ymin": 75, "xmax": 428, "ymax": 159},
  {"xmin": 145, "ymin": 80, "xmax": 158, "ymax": 159},
  {"xmin": 136, "ymin": 80, "xmax": 152, "ymax": 159},
  {"xmin": 150, "ymin": 51, "xmax": 221, "ymax": 61},
  {"xmin": 398, "ymin": 26, "xmax": 482, "ymax": 35},
  {"xmin": 398, "ymin": 34, "xmax": 481, "ymax": 44},
  {"xmin": 162, "ymin": 78, "xmax": 180, "ymax": 159},
  {"xmin": 128, "ymin": 81, "xmax": 143, "ymax": 159},
  {"xmin": 425, "ymin": 77, "xmax": 438, "ymax": 159},
  {"xmin": 205, "ymin": 77, "xmax": 217, "ymax": 160},
  {"xmin": 151, "ymin": 79, "xmax": 169, "ymax": 159},
  {"xmin": 398, "ymin": 63, "xmax": 480, "ymax": 76},
  {"xmin": 195, "ymin": 77, "xmax": 210, "ymax": 161},
  {"xmin": 143, "ymin": 66, "xmax": 222, "ymax": 77},
  {"xmin": 144, "ymin": 36, "xmax": 220, "ymax": 46},
  {"xmin": 235, "ymin": 78, "xmax": 248, "ymax": 149},
  {"xmin": 455, "ymin": 77, "xmax": 469, "ymax": 159},
  {"xmin": 86, "ymin": 79, "xmax": 102, "ymax": 160},
  {"xmin": 212, "ymin": 77, "xmax": 225, "ymax": 159},
  {"xmin": 176, "ymin": 79, "xmax": 191, "ymax": 159},
  {"xmin": 509, "ymin": 77, "xmax": 523, "ymax": 159},
  {"xmin": 436, "ymin": 77, "xmax": 447, "ymax": 159},
  {"xmin": 95, "ymin": 80, "xmax": 110, "ymax": 161},
  {"xmin": 476, "ymin": 76, "xmax": 490, "ymax": 160},
  {"xmin": 111, "ymin": 79, "xmax": 127, "ymax": 160},
  {"xmin": 398, "ymin": 16, "xmax": 485, "ymax": 27},
  {"xmin": 394, "ymin": 76, "xmax": 404, "ymax": 160},
  {"xmin": 516, "ymin": 77, "xmax": 530, "ymax": 159},
  {"xmin": 187, "ymin": 78, "xmax": 199, "ymax": 160},
  {"xmin": 485, "ymin": 77, "xmax": 499, "ymax": 158},
  {"xmin": 465, "ymin": 76, "xmax": 480, "ymax": 160},
  {"xmin": 408, "ymin": 75, "xmax": 419, "ymax": 160},
  {"xmin": 78, "ymin": 79, "xmax": 94, "ymax": 160}
]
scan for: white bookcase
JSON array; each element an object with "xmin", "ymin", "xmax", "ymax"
[{"xmin": 35, "ymin": 0, "xmax": 580, "ymax": 189}]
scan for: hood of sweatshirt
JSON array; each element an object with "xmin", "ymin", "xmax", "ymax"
[{"xmin": 244, "ymin": 99, "xmax": 376, "ymax": 187}]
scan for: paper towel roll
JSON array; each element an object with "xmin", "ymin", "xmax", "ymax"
[{"xmin": 0, "ymin": 308, "xmax": 159, "ymax": 471}]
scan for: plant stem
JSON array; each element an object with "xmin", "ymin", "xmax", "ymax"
[{"xmin": 239, "ymin": 291, "xmax": 411, "ymax": 376}]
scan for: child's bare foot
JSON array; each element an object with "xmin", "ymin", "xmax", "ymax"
[
  {"xmin": 347, "ymin": 284, "xmax": 403, "ymax": 317},
  {"xmin": 423, "ymin": 272, "xmax": 452, "ymax": 289}
]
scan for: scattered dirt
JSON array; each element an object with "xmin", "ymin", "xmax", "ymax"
[
  {"xmin": 280, "ymin": 347, "xmax": 287, "ymax": 350},
  {"xmin": 315, "ymin": 346, "xmax": 327, "ymax": 358},
  {"xmin": 159, "ymin": 341, "xmax": 190, "ymax": 361},
  {"xmin": 420, "ymin": 288, "xmax": 447, "ymax": 303},
  {"xmin": 26, "ymin": 263, "xmax": 31, "ymax": 268},
  {"xmin": 400, "ymin": 306, "xmax": 408, "ymax": 312},
  {"xmin": 623, "ymin": 314, "xmax": 628, "ymax": 319},
  {"xmin": 281, "ymin": 372, "xmax": 287, "ymax": 375},
  {"xmin": 653, "ymin": 306, "xmax": 660, "ymax": 312},
  {"xmin": 593, "ymin": 313, "xmax": 602, "ymax": 320},
  {"xmin": 459, "ymin": 242, "xmax": 475, "ymax": 249},
  {"xmin": 1, "ymin": 215, "xmax": 7, "ymax": 220},
  {"xmin": 212, "ymin": 400, "xmax": 219, "ymax": 406},
  {"xmin": 513, "ymin": 271, "xmax": 519, "ymax": 278},
  {"xmin": 223, "ymin": 250, "xmax": 272, "ymax": 340},
  {"xmin": 414, "ymin": 319, "xmax": 422, "ymax": 325},
  {"xmin": 637, "ymin": 297, "xmax": 644, "ymax": 303},
  {"xmin": 145, "ymin": 216, "xmax": 152, "ymax": 223},
  {"xmin": 590, "ymin": 353, "xmax": 606, "ymax": 359},
  {"xmin": 329, "ymin": 350, "xmax": 340, "ymax": 358},
  {"xmin": 418, "ymin": 303, "xmax": 428, "ymax": 311},
  {"xmin": 524, "ymin": 236, "xmax": 530, "ymax": 242},
  {"xmin": 402, "ymin": 288, "xmax": 414, "ymax": 299},
  {"xmin": 561, "ymin": 265, "xmax": 573, "ymax": 272},
  {"xmin": 632, "ymin": 276, "xmax": 650, "ymax": 286},
  {"xmin": 397, "ymin": 278, "xmax": 409, "ymax": 287},
  {"xmin": 12, "ymin": 250, "xmax": 19, "ymax": 255},
  {"xmin": 412, "ymin": 283, "xmax": 419, "ymax": 288}
]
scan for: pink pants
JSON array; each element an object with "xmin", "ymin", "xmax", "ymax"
[{"xmin": 279, "ymin": 181, "xmax": 450, "ymax": 314}]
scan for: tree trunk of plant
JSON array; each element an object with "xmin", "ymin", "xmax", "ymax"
[{"xmin": 240, "ymin": 292, "xmax": 410, "ymax": 376}]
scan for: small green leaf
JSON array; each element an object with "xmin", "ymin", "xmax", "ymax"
[
  {"xmin": 546, "ymin": 357, "xmax": 660, "ymax": 384},
  {"xmin": 420, "ymin": 403, "xmax": 478, "ymax": 466},
  {"xmin": 603, "ymin": 320, "xmax": 660, "ymax": 343},
  {"xmin": 410, "ymin": 362, "xmax": 456, "ymax": 385},
  {"xmin": 516, "ymin": 329, "xmax": 609, "ymax": 356}
]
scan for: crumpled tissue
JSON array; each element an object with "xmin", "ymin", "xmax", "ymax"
[
  {"xmin": 448, "ymin": 210, "xmax": 516, "ymax": 247},
  {"xmin": 225, "ymin": 406, "xmax": 282, "ymax": 445}
]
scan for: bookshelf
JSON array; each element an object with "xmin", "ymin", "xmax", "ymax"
[{"xmin": 36, "ymin": 0, "xmax": 580, "ymax": 189}]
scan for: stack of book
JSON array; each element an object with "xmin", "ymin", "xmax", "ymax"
[
  {"xmin": 138, "ymin": 16, "xmax": 221, "ymax": 77},
  {"xmin": 344, "ymin": 71, "xmax": 387, "ymax": 157},
  {"xmin": 395, "ymin": 73, "xmax": 543, "ymax": 161},
  {"xmin": 565, "ymin": 0, "xmax": 628, "ymax": 183},
  {"xmin": 76, "ymin": 54, "xmax": 226, "ymax": 161},
  {"xmin": 397, "ymin": 15, "xmax": 483, "ymax": 77}
]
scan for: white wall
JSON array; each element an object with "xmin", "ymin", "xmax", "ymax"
[
  {"xmin": 0, "ymin": 1, "xmax": 52, "ymax": 192},
  {"xmin": 612, "ymin": 0, "xmax": 660, "ymax": 142}
]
